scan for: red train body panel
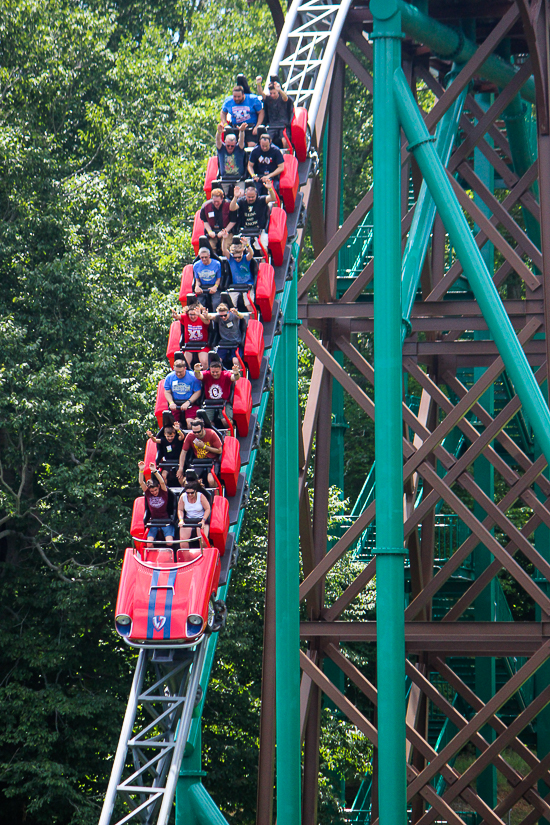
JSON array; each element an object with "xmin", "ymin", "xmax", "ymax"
[
  {"xmin": 291, "ymin": 107, "xmax": 309, "ymax": 162},
  {"xmin": 279, "ymin": 154, "xmax": 299, "ymax": 213},
  {"xmin": 180, "ymin": 264, "xmax": 194, "ymax": 306},
  {"xmin": 130, "ymin": 497, "xmax": 147, "ymax": 553},
  {"xmin": 143, "ymin": 439, "xmax": 157, "ymax": 473},
  {"xmin": 115, "ymin": 545, "xmax": 221, "ymax": 647},
  {"xmin": 220, "ymin": 435, "xmax": 241, "ymax": 497},
  {"xmin": 209, "ymin": 496, "xmax": 229, "ymax": 555},
  {"xmin": 268, "ymin": 207, "xmax": 287, "ymax": 267},
  {"xmin": 233, "ymin": 378, "xmax": 252, "ymax": 437},
  {"xmin": 244, "ymin": 319, "xmax": 265, "ymax": 379},
  {"xmin": 154, "ymin": 379, "xmax": 166, "ymax": 428},
  {"xmin": 256, "ymin": 262, "xmax": 276, "ymax": 322},
  {"xmin": 166, "ymin": 320, "xmax": 181, "ymax": 367},
  {"xmin": 192, "ymin": 211, "xmax": 203, "ymax": 256},
  {"xmin": 203, "ymin": 157, "xmax": 219, "ymax": 199}
]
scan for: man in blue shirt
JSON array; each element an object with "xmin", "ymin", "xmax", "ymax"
[
  {"xmin": 216, "ymin": 122, "xmax": 247, "ymax": 180},
  {"xmin": 193, "ymin": 247, "xmax": 222, "ymax": 310},
  {"xmin": 163, "ymin": 359, "xmax": 202, "ymax": 427},
  {"xmin": 221, "ymin": 85, "xmax": 264, "ymax": 147},
  {"xmin": 227, "ymin": 238, "xmax": 256, "ymax": 313}
]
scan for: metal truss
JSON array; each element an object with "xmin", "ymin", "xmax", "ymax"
[
  {"xmin": 259, "ymin": 0, "xmax": 550, "ymax": 823},
  {"xmin": 268, "ymin": 0, "xmax": 353, "ymax": 126},
  {"xmin": 99, "ymin": 644, "xmax": 205, "ymax": 825}
]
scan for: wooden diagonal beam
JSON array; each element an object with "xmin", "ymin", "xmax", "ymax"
[{"xmin": 407, "ymin": 641, "xmax": 550, "ymax": 798}]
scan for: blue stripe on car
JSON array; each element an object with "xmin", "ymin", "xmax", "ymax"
[
  {"xmin": 163, "ymin": 569, "xmax": 177, "ymax": 638},
  {"xmin": 147, "ymin": 569, "xmax": 160, "ymax": 637}
]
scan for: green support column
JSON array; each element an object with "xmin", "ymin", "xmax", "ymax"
[
  {"xmin": 176, "ymin": 730, "xmax": 230, "ymax": 825},
  {"xmin": 371, "ymin": 2, "xmax": 407, "ymax": 825},
  {"xmin": 274, "ymin": 272, "xmax": 301, "ymax": 825}
]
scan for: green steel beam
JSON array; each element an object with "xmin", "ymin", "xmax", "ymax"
[
  {"xmin": 393, "ymin": 67, "xmax": 550, "ymax": 467},
  {"xmin": 274, "ymin": 271, "xmax": 301, "ymax": 825},
  {"xmin": 401, "ymin": 66, "xmax": 467, "ymax": 336},
  {"xmin": 397, "ymin": 0, "xmax": 536, "ymax": 104},
  {"xmin": 371, "ymin": 2, "xmax": 407, "ymax": 825}
]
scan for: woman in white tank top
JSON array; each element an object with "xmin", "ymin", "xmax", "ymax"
[{"xmin": 177, "ymin": 487, "xmax": 211, "ymax": 560}]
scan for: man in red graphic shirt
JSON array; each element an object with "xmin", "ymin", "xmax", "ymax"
[
  {"xmin": 177, "ymin": 419, "xmax": 222, "ymax": 488},
  {"xmin": 194, "ymin": 358, "xmax": 241, "ymax": 426},
  {"xmin": 171, "ymin": 303, "xmax": 211, "ymax": 369}
]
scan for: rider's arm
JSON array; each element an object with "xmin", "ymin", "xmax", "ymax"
[{"xmin": 201, "ymin": 494, "xmax": 211, "ymax": 522}]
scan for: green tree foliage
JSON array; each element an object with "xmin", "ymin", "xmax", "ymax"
[
  {"xmin": 0, "ymin": 0, "xmax": 276, "ymax": 821},
  {"xmin": 0, "ymin": 0, "xmax": 378, "ymax": 821}
]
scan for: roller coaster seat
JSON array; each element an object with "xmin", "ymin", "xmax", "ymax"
[
  {"xmin": 243, "ymin": 318, "xmax": 265, "ymax": 380},
  {"xmin": 203, "ymin": 156, "xmax": 219, "ymax": 198},
  {"xmin": 255, "ymin": 261, "xmax": 276, "ymax": 322},
  {"xmin": 267, "ymin": 206, "xmax": 287, "ymax": 266},
  {"xmin": 291, "ymin": 106, "xmax": 309, "ymax": 162},
  {"xmin": 279, "ymin": 154, "xmax": 299, "ymax": 213},
  {"xmin": 232, "ymin": 376, "xmax": 253, "ymax": 437}
]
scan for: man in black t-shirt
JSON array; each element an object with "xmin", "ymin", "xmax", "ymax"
[
  {"xmin": 255, "ymin": 77, "xmax": 295, "ymax": 148},
  {"xmin": 248, "ymin": 134, "xmax": 285, "ymax": 196},
  {"xmin": 229, "ymin": 180, "xmax": 277, "ymax": 242},
  {"xmin": 146, "ymin": 423, "xmax": 185, "ymax": 484}
]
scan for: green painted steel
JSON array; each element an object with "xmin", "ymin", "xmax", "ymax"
[
  {"xmin": 401, "ymin": 69, "xmax": 467, "ymax": 336},
  {"xmin": 371, "ymin": 1, "xmax": 407, "ymax": 823},
  {"xmin": 397, "ymin": 0, "xmax": 536, "ymax": 104},
  {"xmin": 393, "ymin": 67, "xmax": 550, "ymax": 468},
  {"xmin": 274, "ymin": 271, "xmax": 301, "ymax": 824},
  {"xmin": 176, "ymin": 731, "xmax": 230, "ymax": 825},
  {"xmin": 502, "ymin": 90, "xmax": 541, "ymax": 250}
]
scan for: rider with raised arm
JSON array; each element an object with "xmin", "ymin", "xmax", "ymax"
[
  {"xmin": 194, "ymin": 357, "xmax": 241, "ymax": 426},
  {"xmin": 216, "ymin": 122, "xmax": 247, "ymax": 182},
  {"xmin": 248, "ymin": 133, "xmax": 285, "ymax": 196},
  {"xmin": 138, "ymin": 461, "xmax": 175, "ymax": 549},
  {"xmin": 255, "ymin": 75, "xmax": 294, "ymax": 148},
  {"xmin": 146, "ymin": 422, "xmax": 185, "ymax": 483},
  {"xmin": 171, "ymin": 303, "xmax": 211, "ymax": 369},
  {"xmin": 229, "ymin": 180, "xmax": 277, "ymax": 252}
]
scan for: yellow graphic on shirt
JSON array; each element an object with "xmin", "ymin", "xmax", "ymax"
[{"xmin": 193, "ymin": 439, "xmax": 211, "ymax": 459}]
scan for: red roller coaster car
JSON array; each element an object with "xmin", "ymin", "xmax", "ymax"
[{"xmin": 115, "ymin": 537, "xmax": 226, "ymax": 648}]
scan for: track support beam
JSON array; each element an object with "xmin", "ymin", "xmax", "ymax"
[{"xmin": 371, "ymin": 1, "xmax": 407, "ymax": 824}]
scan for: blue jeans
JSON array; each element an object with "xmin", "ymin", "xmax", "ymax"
[{"xmin": 147, "ymin": 524, "xmax": 175, "ymax": 540}]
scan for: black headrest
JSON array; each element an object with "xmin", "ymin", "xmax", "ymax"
[
  {"xmin": 208, "ymin": 351, "xmax": 223, "ymax": 368},
  {"xmin": 220, "ymin": 291, "xmax": 234, "ymax": 308}
]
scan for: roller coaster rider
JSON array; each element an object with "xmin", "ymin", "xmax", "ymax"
[
  {"xmin": 255, "ymin": 75, "xmax": 294, "ymax": 149},
  {"xmin": 200, "ymin": 179, "xmax": 237, "ymax": 257},
  {"xmin": 177, "ymin": 418, "xmax": 222, "ymax": 488},
  {"xmin": 137, "ymin": 461, "xmax": 176, "ymax": 549},
  {"xmin": 248, "ymin": 133, "xmax": 285, "ymax": 196},
  {"xmin": 193, "ymin": 246, "xmax": 222, "ymax": 310},
  {"xmin": 220, "ymin": 84, "xmax": 264, "ymax": 147},
  {"xmin": 163, "ymin": 358, "xmax": 202, "ymax": 427}
]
